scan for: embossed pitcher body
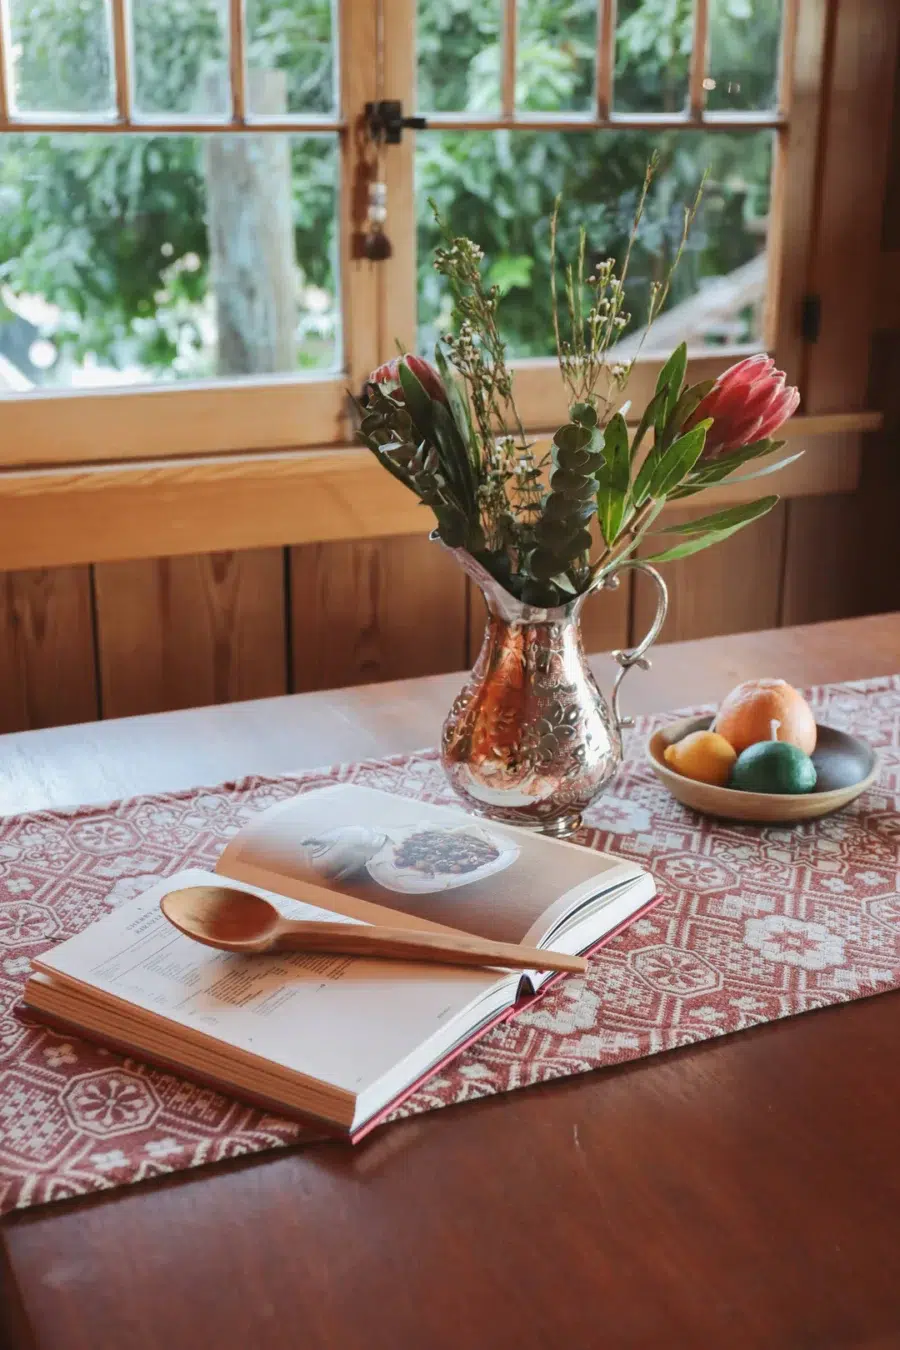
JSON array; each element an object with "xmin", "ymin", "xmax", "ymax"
[{"xmin": 441, "ymin": 549, "xmax": 668, "ymax": 836}]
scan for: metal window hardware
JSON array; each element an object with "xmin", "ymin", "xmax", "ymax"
[
  {"xmin": 365, "ymin": 100, "xmax": 428, "ymax": 144},
  {"xmin": 801, "ymin": 293, "xmax": 821, "ymax": 344}
]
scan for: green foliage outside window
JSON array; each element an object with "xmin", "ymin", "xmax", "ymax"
[{"xmin": 0, "ymin": 0, "xmax": 780, "ymax": 383}]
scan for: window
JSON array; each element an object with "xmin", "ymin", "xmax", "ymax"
[{"xmin": 0, "ymin": 1, "xmax": 866, "ymax": 532}]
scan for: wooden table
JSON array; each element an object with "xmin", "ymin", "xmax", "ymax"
[{"xmin": 2, "ymin": 614, "xmax": 899, "ymax": 1350}]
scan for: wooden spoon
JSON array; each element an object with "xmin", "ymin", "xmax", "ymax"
[{"xmin": 160, "ymin": 885, "xmax": 587, "ymax": 974}]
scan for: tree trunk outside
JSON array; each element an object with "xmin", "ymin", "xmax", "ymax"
[{"xmin": 202, "ymin": 69, "xmax": 296, "ymax": 376}]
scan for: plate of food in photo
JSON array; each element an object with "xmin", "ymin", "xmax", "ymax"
[{"xmin": 365, "ymin": 822, "xmax": 520, "ymax": 894}]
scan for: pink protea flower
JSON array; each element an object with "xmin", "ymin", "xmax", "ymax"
[
  {"xmin": 687, "ymin": 354, "xmax": 800, "ymax": 457},
  {"xmin": 367, "ymin": 354, "xmax": 447, "ymax": 404}
]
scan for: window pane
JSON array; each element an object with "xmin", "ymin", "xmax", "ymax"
[
  {"xmin": 614, "ymin": 0, "xmax": 691, "ymax": 114},
  {"xmin": 132, "ymin": 0, "xmax": 230, "ymax": 118},
  {"xmin": 706, "ymin": 0, "xmax": 783, "ymax": 112},
  {"xmin": 8, "ymin": 0, "xmax": 114, "ymax": 115},
  {"xmin": 417, "ymin": 0, "xmax": 502, "ymax": 114},
  {"xmin": 516, "ymin": 0, "xmax": 596, "ymax": 114},
  {"xmin": 417, "ymin": 130, "xmax": 772, "ymax": 358},
  {"xmin": 0, "ymin": 134, "xmax": 339, "ymax": 391},
  {"xmin": 246, "ymin": 0, "xmax": 337, "ymax": 116}
]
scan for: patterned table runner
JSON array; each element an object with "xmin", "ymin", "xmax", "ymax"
[{"xmin": 1, "ymin": 676, "xmax": 898, "ymax": 1214}]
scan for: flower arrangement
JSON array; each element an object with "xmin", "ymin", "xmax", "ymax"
[{"xmin": 356, "ymin": 167, "xmax": 800, "ymax": 610}]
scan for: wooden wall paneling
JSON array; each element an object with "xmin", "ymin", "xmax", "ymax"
[
  {"xmin": 880, "ymin": 25, "xmax": 900, "ymax": 254},
  {"xmin": 290, "ymin": 535, "xmax": 468, "ymax": 692},
  {"xmin": 783, "ymin": 337, "xmax": 900, "ymax": 628},
  {"xmin": 93, "ymin": 550, "xmax": 287, "ymax": 719},
  {"xmin": 633, "ymin": 503, "xmax": 789, "ymax": 646},
  {"xmin": 856, "ymin": 331, "xmax": 900, "ymax": 616},
  {"xmin": 781, "ymin": 0, "xmax": 900, "ymax": 628},
  {"xmin": 802, "ymin": 0, "xmax": 900, "ymax": 413},
  {"xmin": 779, "ymin": 494, "xmax": 866, "ymax": 626},
  {"xmin": 0, "ymin": 567, "xmax": 98, "ymax": 733}
]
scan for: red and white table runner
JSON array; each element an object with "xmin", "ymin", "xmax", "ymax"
[{"xmin": 1, "ymin": 676, "xmax": 898, "ymax": 1214}]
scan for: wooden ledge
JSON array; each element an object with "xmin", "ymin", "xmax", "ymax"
[{"xmin": 0, "ymin": 415, "xmax": 879, "ymax": 570}]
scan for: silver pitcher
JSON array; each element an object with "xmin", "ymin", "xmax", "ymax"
[{"xmin": 441, "ymin": 549, "xmax": 668, "ymax": 836}]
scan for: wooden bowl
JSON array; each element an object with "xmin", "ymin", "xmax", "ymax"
[{"xmin": 646, "ymin": 715, "xmax": 878, "ymax": 823}]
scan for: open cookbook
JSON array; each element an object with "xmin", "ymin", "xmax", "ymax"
[{"xmin": 24, "ymin": 784, "xmax": 657, "ymax": 1140}]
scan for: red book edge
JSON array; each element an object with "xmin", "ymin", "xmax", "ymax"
[{"xmin": 19, "ymin": 887, "xmax": 662, "ymax": 1145}]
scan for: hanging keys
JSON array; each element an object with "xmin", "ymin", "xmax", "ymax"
[{"xmin": 362, "ymin": 180, "xmax": 392, "ymax": 261}]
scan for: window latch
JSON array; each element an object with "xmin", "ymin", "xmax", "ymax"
[
  {"xmin": 801, "ymin": 294, "xmax": 821, "ymax": 344},
  {"xmin": 365, "ymin": 100, "xmax": 427, "ymax": 145}
]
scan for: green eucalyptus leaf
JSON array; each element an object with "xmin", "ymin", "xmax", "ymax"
[
  {"xmin": 553, "ymin": 443, "xmax": 594, "ymax": 472},
  {"xmin": 569, "ymin": 401, "xmax": 598, "ymax": 428},
  {"xmin": 596, "ymin": 412, "xmax": 631, "ymax": 547},
  {"xmin": 534, "ymin": 516, "xmax": 579, "ymax": 546},
  {"xmin": 549, "ymin": 469, "xmax": 596, "ymax": 500},
  {"xmin": 528, "ymin": 546, "xmax": 568, "ymax": 580},
  {"xmin": 361, "ymin": 440, "xmax": 417, "ymax": 490},
  {"xmin": 435, "ymin": 509, "xmax": 468, "ymax": 549},
  {"xmin": 542, "ymin": 494, "xmax": 595, "ymax": 522},
  {"xmin": 553, "ymin": 423, "xmax": 593, "ymax": 453}
]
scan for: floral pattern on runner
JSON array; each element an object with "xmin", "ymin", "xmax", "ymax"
[{"xmin": 0, "ymin": 676, "xmax": 897, "ymax": 1214}]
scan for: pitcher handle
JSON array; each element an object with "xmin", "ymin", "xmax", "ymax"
[{"xmin": 607, "ymin": 562, "xmax": 669, "ymax": 734}]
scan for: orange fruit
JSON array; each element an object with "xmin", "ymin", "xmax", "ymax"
[
  {"xmin": 714, "ymin": 679, "xmax": 816, "ymax": 755},
  {"xmin": 664, "ymin": 730, "xmax": 737, "ymax": 786}
]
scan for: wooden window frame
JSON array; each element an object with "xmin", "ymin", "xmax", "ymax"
[{"xmin": 0, "ymin": 0, "xmax": 890, "ymax": 568}]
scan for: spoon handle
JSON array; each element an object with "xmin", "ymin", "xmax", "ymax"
[{"xmin": 273, "ymin": 922, "xmax": 587, "ymax": 974}]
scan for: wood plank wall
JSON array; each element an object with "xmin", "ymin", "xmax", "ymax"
[{"xmin": 1, "ymin": 2, "xmax": 899, "ymax": 735}]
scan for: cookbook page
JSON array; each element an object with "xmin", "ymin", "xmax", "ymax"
[
  {"xmin": 217, "ymin": 784, "xmax": 641, "ymax": 947},
  {"xmin": 33, "ymin": 869, "xmax": 510, "ymax": 1097}
]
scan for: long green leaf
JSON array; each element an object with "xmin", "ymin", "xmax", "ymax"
[
  {"xmin": 432, "ymin": 400, "xmax": 477, "ymax": 513},
  {"xmin": 596, "ymin": 412, "xmax": 630, "ymax": 546},
  {"xmin": 666, "ymin": 378, "xmax": 714, "ymax": 439},
  {"xmin": 704, "ymin": 451, "xmax": 804, "ymax": 488},
  {"xmin": 669, "ymin": 442, "xmax": 790, "ymax": 499},
  {"xmin": 647, "ymin": 420, "xmax": 711, "ymax": 498},
  {"xmin": 397, "ymin": 361, "xmax": 436, "ymax": 442},
  {"xmin": 657, "ymin": 495, "xmax": 779, "ymax": 536},
  {"xmin": 686, "ymin": 437, "xmax": 781, "ymax": 483},
  {"xmin": 655, "ymin": 341, "xmax": 687, "ymax": 426},
  {"xmin": 630, "ymin": 387, "xmax": 669, "ymax": 467},
  {"xmin": 648, "ymin": 496, "xmax": 780, "ymax": 564},
  {"xmin": 434, "ymin": 346, "xmax": 476, "ymax": 452}
]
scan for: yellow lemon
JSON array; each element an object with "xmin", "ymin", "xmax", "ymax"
[{"xmin": 664, "ymin": 730, "xmax": 738, "ymax": 786}]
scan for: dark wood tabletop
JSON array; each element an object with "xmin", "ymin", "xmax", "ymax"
[{"xmin": 2, "ymin": 613, "xmax": 899, "ymax": 1350}]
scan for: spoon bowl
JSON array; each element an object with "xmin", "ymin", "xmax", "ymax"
[{"xmin": 161, "ymin": 885, "xmax": 283, "ymax": 952}]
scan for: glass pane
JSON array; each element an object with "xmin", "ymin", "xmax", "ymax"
[
  {"xmin": 417, "ymin": 130, "xmax": 772, "ymax": 358},
  {"xmin": 0, "ymin": 134, "xmax": 339, "ymax": 391},
  {"xmin": 8, "ymin": 0, "xmax": 114, "ymax": 115},
  {"xmin": 132, "ymin": 0, "xmax": 230, "ymax": 118},
  {"xmin": 614, "ymin": 0, "xmax": 691, "ymax": 114},
  {"xmin": 417, "ymin": 0, "xmax": 502, "ymax": 114},
  {"xmin": 246, "ymin": 0, "xmax": 336, "ymax": 116},
  {"xmin": 516, "ymin": 0, "xmax": 596, "ymax": 114},
  {"xmin": 706, "ymin": 0, "xmax": 783, "ymax": 112}
]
